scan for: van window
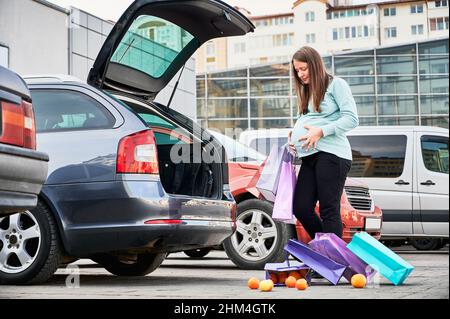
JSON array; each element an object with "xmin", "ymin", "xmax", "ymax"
[
  {"xmin": 31, "ymin": 90, "xmax": 115, "ymax": 132},
  {"xmin": 421, "ymin": 135, "xmax": 449, "ymax": 174},
  {"xmin": 348, "ymin": 135, "xmax": 407, "ymax": 178},
  {"xmin": 250, "ymin": 137, "xmax": 288, "ymax": 156}
]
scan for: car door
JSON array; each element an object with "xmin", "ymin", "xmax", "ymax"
[
  {"xmin": 87, "ymin": 0, "xmax": 254, "ymax": 99},
  {"xmin": 415, "ymin": 131, "xmax": 449, "ymax": 237},
  {"xmin": 347, "ymin": 131, "xmax": 414, "ymax": 237}
]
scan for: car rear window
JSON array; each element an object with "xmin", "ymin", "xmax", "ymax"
[
  {"xmin": 110, "ymin": 15, "xmax": 194, "ymax": 79},
  {"xmin": 31, "ymin": 89, "xmax": 115, "ymax": 132}
]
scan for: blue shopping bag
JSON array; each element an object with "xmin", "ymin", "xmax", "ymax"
[{"xmin": 347, "ymin": 232, "xmax": 414, "ymax": 286}]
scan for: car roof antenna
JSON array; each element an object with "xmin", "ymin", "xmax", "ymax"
[{"xmin": 167, "ymin": 63, "xmax": 186, "ymax": 109}]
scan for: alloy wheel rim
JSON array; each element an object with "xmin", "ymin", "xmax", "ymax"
[
  {"xmin": 0, "ymin": 211, "xmax": 41, "ymax": 274},
  {"xmin": 231, "ymin": 209, "xmax": 278, "ymax": 262}
]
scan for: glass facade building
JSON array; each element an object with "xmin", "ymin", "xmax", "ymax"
[{"xmin": 196, "ymin": 38, "xmax": 449, "ymax": 135}]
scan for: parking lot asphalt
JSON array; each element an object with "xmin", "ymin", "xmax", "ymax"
[{"xmin": 0, "ymin": 247, "xmax": 448, "ymax": 299}]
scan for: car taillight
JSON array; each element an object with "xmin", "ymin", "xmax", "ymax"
[
  {"xmin": 116, "ymin": 129, "xmax": 159, "ymax": 174},
  {"xmin": 0, "ymin": 100, "xmax": 36, "ymax": 150},
  {"xmin": 23, "ymin": 101, "xmax": 36, "ymax": 150}
]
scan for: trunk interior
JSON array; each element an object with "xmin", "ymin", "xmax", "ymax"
[
  {"xmin": 119, "ymin": 98, "xmax": 221, "ymax": 199},
  {"xmin": 157, "ymin": 143, "xmax": 219, "ymax": 198}
]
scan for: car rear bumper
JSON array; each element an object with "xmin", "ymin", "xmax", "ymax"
[
  {"xmin": 42, "ymin": 180, "xmax": 236, "ymax": 256},
  {"xmin": 0, "ymin": 144, "xmax": 48, "ymax": 215},
  {"xmin": 67, "ymin": 220, "xmax": 235, "ymax": 257}
]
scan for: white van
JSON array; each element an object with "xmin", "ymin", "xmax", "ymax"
[{"xmin": 239, "ymin": 126, "xmax": 449, "ymax": 250}]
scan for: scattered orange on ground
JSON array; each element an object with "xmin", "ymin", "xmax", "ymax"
[
  {"xmin": 269, "ymin": 273, "xmax": 278, "ymax": 284},
  {"xmin": 247, "ymin": 277, "xmax": 260, "ymax": 290},
  {"xmin": 296, "ymin": 279, "xmax": 308, "ymax": 290},
  {"xmin": 288, "ymin": 271, "xmax": 301, "ymax": 280},
  {"xmin": 277, "ymin": 272, "xmax": 288, "ymax": 284},
  {"xmin": 259, "ymin": 280, "xmax": 273, "ymax": 292},
  {"xmin": 285, "ymin": 276, "xmax": 297, "ymax": 288},
  {"xmin": 351, "ymin": 274, "xmax": 367, "ymax": 289}
]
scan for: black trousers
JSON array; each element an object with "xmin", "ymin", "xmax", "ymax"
[{"xmin": 292, "ymin": 151, "xmax": 352, "ymax": 239}]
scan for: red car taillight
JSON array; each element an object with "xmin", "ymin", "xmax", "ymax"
[
  {"xmin": 22, "ymin": 101, "xmax": 36, "ymax": 150},
  {"xmin": 116, "ymin": 129, "xmax": 159, "ymax": 174},
  {"xmin": 0, "ymin": 100, "xmax": 36, "ymax": 150}
]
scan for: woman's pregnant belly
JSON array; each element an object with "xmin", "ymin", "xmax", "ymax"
[{"xmin": 291, "ymin": 116, "xmax": 332, "ymax": 156}]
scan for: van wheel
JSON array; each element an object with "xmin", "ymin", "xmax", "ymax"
[
  {"xmin": 223, "ymin": 199, "xmax": 295, "ymax": 270},
  {"xmin": 410, "ymin": 238, "xmax": 441, "ymax": 251},
  {"xmin": 0, "ymin": 201, "xmax": 63, "ymax": 285},
  {"xmin": 184, "ymin": 248, "xmax": 212, "ymax": 258},
  {"xmin": 92, "ymin": 252, "xmax": 166, "ymax": 276}
]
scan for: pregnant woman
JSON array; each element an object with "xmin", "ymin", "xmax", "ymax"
[{"xmin": 288, "ymin": 46, "xmax": 359, "ymax": 239}]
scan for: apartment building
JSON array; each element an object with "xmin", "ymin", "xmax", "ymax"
[{"xmin": 195, "ymin": 0, "xmax": 449, "ymax": 71}]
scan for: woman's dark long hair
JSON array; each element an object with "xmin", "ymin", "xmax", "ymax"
[{"xmin": 292, "ymin": 46, "xmax": 332, "ymax": 115}]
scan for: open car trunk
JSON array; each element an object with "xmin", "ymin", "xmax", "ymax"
[
  {"xmin": 157, "ymin": 143, "xmax": 217, "ymax": 198},
  {"xmin": 120, "ymin": 97, "xmax": 223, "ymax": 199}
]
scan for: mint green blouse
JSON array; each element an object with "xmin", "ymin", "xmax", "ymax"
[{"xmin": 291, "ymin": 77, "xmax": 359, "ymax": 161}]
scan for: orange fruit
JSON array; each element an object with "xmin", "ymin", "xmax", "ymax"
[
  {"xmin": 351, "ymin": 274, "xmax": 367, "ymax": 289},
  {"xmin": 296, "ymin": 279, "xmax": 308, "ymax": 291},
  {"xmin": 259, "ymin": 280, "xmax": 273, "ymax": 292},
  {"xmin": 277, "ymin": 272, "xmax": 288, "ymax": 284},
  {"xmin": 269, "ymin": 273, "xmax": 278, "ymax": 284},
  {"xmin": 289, "ymin": 271, "xmax": 301, "ymax": 280},
  {"xmin": 247, "ymin": 277, "xmax": 260, "ymax": 290},
  {"xmin": 285, "ymin": 276, "xmax": 297, "ymax": 288}
]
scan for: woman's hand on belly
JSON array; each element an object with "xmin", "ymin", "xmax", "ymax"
[{"xmin": 298, "ymin": 125, "xmax": 324, "ymax": 152}]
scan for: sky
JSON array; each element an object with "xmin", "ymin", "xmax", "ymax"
[{"xmin": 46, "ymin": 0, "xmax": 386, "ymax": 22}]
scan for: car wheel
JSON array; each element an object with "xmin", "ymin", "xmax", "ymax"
[
  {"xmin": 223, "ymin": 199, "xmax": 294, "ymax": 270},
  {"xmin": 184, "ymin": 248, "xmax": 212, "ymax": 258},
  {"xmin": 0, "ymin": 201, "xmax": 63, "ymax": 284},
  {"xmin": 92, "ymin": 252, "xmax": 166, "ymax": 276},
  {"xmin": 410, "ymin": 238, "xmax": 441, "ymax": 251}
]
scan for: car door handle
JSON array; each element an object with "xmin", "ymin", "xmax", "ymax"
[
  {"xmin": 420, "ymin": 180, "xmax": 436, "ymax": 186},
  {"xmin": 395, "ymin": 180, "xmax": 410, "ymax": 185}
]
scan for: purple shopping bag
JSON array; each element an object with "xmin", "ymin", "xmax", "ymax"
[
  {"xmin": 284, "ymin": 239, "xmax": 347, "ymax": 285},
  {"xmin": 256, "ymin": 144, "xmax": 289, "ymax": 202},
  {"xmin": 308, "ymin": 233, "xmax": 376, "ymax": 282},
  {"xmin": 272, "ymin": 153, "xmax": 297, "ymax": 224}
]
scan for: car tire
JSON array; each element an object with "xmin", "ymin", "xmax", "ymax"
[
  {"xmin": 0, "ymin": 200, "xmax": 63, "ymax": 285},
  {"xmin": 410, "ymin": 238, "xmax": 441, "ymax": 251},
  {"xmin": 92, "ymin": 252, "xmax": 166, "ymax": 276},
  {"xmin": 184, "ymin": 248, "xmax": 212, "ymax": 258},
  {"xmin": 223, "ymin": 199, "xmax": 295, "ymax": 270}
]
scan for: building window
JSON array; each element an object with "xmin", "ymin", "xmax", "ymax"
[
  {"xmin": 411, "ymin": 4, "xmax": 424, "ymax": 13},
  {"xmin": 206, "ymin": 42, "xmax": 215, "ymax": 56},
  {"xmin": 0, "ymin": 45, "xmax": 8, "ymax": 68},
  {"xmin": 345, "ymin": 27, "xmax": 350, "ymax": 39},
  {"xmin": 435, "ymin": 0, "xmax": 448, "ymax": 7},
  {"xmin": 430, "ymin": 17, "xmax": 449, "ymax": 30},
  {"xmin": 364, "ymin": 25, "xmax": 369, "ymax": 37},
  {"xmin": 384, "ymin": 7, "xmax": 397, "ymax": 16},
  {"xmin": 385, "ymin": 27, "xmax": 397, "ymax": 38},
  {"xmin": 305, "ymin": 11, "xmax": 315, "ymax": 22},
  {"xmin": 332, "ymin": 28, "xmax": 338, "ymax": 40},
  {"xmin": 352, "ymin": 26, "xmax": 357, "ymax": 38},
  {"xmin": 411, "ymin": 24, "xmax": 424, "ymax": 35},
  {"xmin": 306, "ymin": 33, "xmax": 316, "ymax": 44}
]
